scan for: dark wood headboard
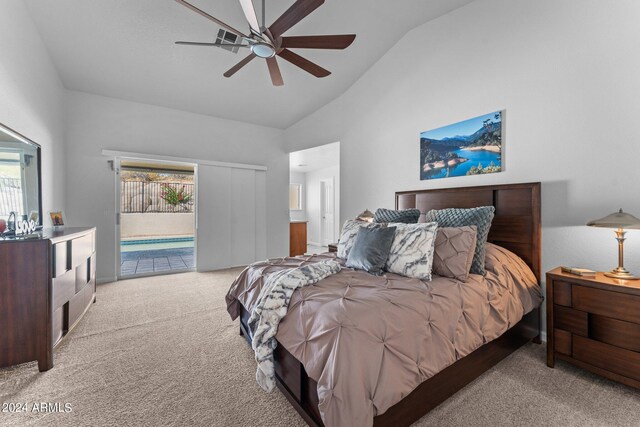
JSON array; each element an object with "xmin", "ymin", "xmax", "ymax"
[{"xmin": 396, "ymin": 182, "xmax": 541, "ymax": 282}]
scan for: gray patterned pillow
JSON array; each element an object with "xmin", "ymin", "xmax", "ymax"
[
  {"xmin": 425, "ymin": 206, "xmax": 495, "ymax": 276},
  {"xmin": 432, "ymin": 226, "xmax": 477, "ymax": 281},
  {"xmin": 385, "ymin": 222, "xmax": 438, "ymax": 280},
  {"xmin": 336, "ymin": 220, "xmax": 384, "ymax": 259},
  {"xmin": 373, "ymin": 208, "xmax": 421, "ymax": 224}
]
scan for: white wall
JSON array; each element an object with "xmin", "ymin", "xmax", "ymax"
[
  {"xmin": 285, "ymin": 0, "xmax": 640, "ymax": 336},
  {"xmin": 289, "ymin": 171, "xmax": 307, "ymax": 222},
  {"xmin": 65, "ymin": 91, "xmax": 288, "ymax": 282},
  {"xmin": 305, "ymin": 166, "xmax": 340, "ymax": 246},
  {"xmin": 0, "ymin": 0, "xmax": 66, "ymax": 216}
]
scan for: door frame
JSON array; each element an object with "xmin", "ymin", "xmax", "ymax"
[
  {"xmin": 319, "ymin": 177, "xmax": 336, "ymax": 246},
  {"xmin": 114, "ymin": 155, "xmax": 198, "ymax": 280}
]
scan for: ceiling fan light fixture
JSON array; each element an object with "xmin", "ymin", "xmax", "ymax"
[{"xmin": 251, "ymin": 43, "xmax": 276, "ymax": 58}]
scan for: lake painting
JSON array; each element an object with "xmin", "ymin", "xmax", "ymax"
[{"xmin": 420, "ymin": 111, "xmax": 503, "ymax": 180}]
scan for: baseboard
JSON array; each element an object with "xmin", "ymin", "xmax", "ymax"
[
  {"xmin": 97, "ymin": 276, "xmax": 117, "ymax": 285},
  {"xmin": 307, "ymin": 241, "xmax": 322, "ymax": 247}
]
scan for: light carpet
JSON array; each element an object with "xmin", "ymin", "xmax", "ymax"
[{"xmin": 0, "ymin": 270, "xmax": 638, "ymax": 427}]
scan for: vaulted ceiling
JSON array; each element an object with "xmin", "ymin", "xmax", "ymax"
[{"xmin": 25, "ymin": 0, "xmax": 475, "ymax": 129}]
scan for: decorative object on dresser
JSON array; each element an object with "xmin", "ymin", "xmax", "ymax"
[
  {"xmin": 289, "ymin": 221, "xmax": 308, "ymax": 257},
  {"xmin": 547, "ymin": 267, "xmax": 640, "ymax": 389},
  {"xmin": 0, "ymin": 227, "xmax": 97, "ymax": 372},
  {"xmin": 587, "ymin": 209, "xmax": 640, "ymax": 280},
  {"xmin": 49, "ymin": 210, "xmax": 65, "ymax": 227}
]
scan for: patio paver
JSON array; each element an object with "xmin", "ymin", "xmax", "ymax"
[{"xmin": 121, "ymin": 247, "xmax": 194, "ymax": 276}]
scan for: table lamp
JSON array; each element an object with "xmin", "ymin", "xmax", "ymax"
[{"xmin": 587, "ymin": 209, "xmax": 640, "ymax": 280}]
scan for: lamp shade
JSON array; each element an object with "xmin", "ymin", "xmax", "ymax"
[{"xmin": 587, "ymin": 209, "xmax": 640, "ymax": 229}]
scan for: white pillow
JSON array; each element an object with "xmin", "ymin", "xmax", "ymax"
[
  {"xmin": 336, "ymin": 220, "xmax": 383, "ymax": 259},
  {"xmin": 385, "ymin": 222, "xmax": 438, "ymax": 280}
]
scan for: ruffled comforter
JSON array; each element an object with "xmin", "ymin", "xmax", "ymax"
[{"xmin": 226, "ymin": 243, "xmax": 543, "ymax": 427}]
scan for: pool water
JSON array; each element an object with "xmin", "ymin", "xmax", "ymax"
[{"xmin": 121, "ymin": 237, "xmax": 194, "ymax": 253}]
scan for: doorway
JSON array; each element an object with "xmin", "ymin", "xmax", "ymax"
[
  {"xmin": 320, "ymin": 178, "xmax": 335, "ymax": 246},
  {"xmin": 116, "ymin": 158, "xmax": 196, "ymax": 278},
  {"xmin": 289, "ymin": 142, "xmax": 340, "ymax": 254}
]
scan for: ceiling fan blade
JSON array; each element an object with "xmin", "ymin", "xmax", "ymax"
[
  {"xmin": 269, "ymin": 0, "xmax": 324, "ymax": 38},
  {"xmin": 266, "ymin": 57, "xmax": 284, "ymax": 86},
  {"xmin": 224, "ymin": 53, "xmax": 256, "ymax": 77},
  {"xmin": 280, "ymin": 34, "xmax": 356, "ymax": 49},
  {"xmin": 277, "ymin": 49, "xmax": 330, "ymax": 78},
  {"xmin": 239, "ymin": 0, "xmax": 261, "ymax": 35},
  {"xmin": 175, "ymin": 41, "xmax": 249, "ymax": 47},
  {"xmin": 175, "ymin": 0, "xmax": 247, "ymax": 38}
]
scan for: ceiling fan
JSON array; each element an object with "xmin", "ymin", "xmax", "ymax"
[{"xmin": 174, "ymin": 0, "xmax": 356, "ymax": 86}]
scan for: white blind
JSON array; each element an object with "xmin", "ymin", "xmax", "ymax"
[{"xmin": 196, "ymin": 165, "xmax": 267, "ymax": 271}]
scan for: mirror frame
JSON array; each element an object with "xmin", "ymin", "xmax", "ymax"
[{"xmin": 0, "ymin": 122, "xmax": 43, "ymax": 226}]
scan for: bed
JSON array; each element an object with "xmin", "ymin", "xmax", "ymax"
[{"xmin": 226, "ymin": 182, "xmax": 542, "ymax": 427}]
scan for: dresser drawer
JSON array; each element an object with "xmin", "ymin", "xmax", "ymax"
[
  {"xmin": 69, "ymin": 282, "xmax": 94, "ymax": 329},
  {"xmin": 573, "ymin": 285, "xmax": 640, "ymax": 324},
  {"xmin": 52, "ymin": 307, "xmax": 64, "ymax": 348},
  {"xmin": 573, "ymin": 335, "xmax": 640, "ymax": 382},
  {"xmin": 75, "ymin": 258, "xmax": 89, "ymax": 293},
  {"xmin": 72, "ymin": 233, "xmax": 94, "ymax": 269},
  {"xmin": 52, "ymin": 269, "xmax": 76, "ymax": 310},
  {"xmin": 53, "ymin": 241, "xmax": 70, "ymax": 278}
]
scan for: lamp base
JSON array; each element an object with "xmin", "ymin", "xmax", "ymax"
[{"xmin": 604, "ymin": 270, "xmax": 640, "ymax": 280}]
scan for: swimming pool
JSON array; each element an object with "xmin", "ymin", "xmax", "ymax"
[{"xmin": 121, "ymin": 236, "xmax": 194, "ymax": 252}]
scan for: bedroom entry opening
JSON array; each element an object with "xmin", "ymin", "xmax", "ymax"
[
  {"xmin": 117, "ymin": 159, "xmax": 196, "ymax": 278},
  {"xmin": 289, "ymin": 142, "xmax": 340, "ymax": 255}
]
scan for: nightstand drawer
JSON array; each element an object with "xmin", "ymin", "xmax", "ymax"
[
  {"xmin": 553, "ymin": 281, "xmax": 572, "ymax": 307},
  {"xmin": 573, "ymin": 335, "xmax": 640, "ymax": 382},
  {"xmin": 573, "ymin": 285, "xmax": 640, "ymax": 324},
  {"xmin": 554, "ymin": 329, "xmax": 572, "ymax": 355},
  {"xmin": 590, "ymin": 314, "xmax": 640, "ymax": 353},
  {"xmin": 554, "ymin": 305, "xmax": 588, "ymax": 336}
]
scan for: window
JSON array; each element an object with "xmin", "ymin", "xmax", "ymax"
[
  {"xmin": 289, "ymin": 183, "xmax": 302, "ymax": 211},
  {"xmin": 0, "ymin": 150, "xmax": 25, "ymax": 220}
]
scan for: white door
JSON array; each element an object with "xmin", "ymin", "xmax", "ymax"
[{"xmin": 320, "ymin": 178, "xmax": 335, "ymax": 246}]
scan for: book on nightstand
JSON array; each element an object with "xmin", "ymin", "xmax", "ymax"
[{"xmin": 560, "ymin": 266, "xmax": 597, "ymax": 277}]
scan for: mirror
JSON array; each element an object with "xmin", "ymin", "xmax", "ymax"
[{"xmin": 0, "ymin": 123, "xmax": 42, "ymax": 227}]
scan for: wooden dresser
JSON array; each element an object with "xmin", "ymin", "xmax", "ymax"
[
  {"xmin": 289, "ymin": 221, "xmax": 307, "ymax": 257},
  {"xmin": 547, "ymin": 267, "xmax": 640, "ymax": 389},
  {"xmin": 0, "ymin": 227, "xmax": 96, "ymax": 372}
]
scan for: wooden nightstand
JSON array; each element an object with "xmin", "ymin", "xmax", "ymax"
[
  {"xmin": 328, "ymin": 243, "xmax": 338, "ymax": 253},
  {"xmin": 546, "ymin": 267, "xmax": 640, "ymax": 389}
]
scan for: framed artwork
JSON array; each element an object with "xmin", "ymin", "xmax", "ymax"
[
  {"xmin": 420, "ymin": 111, "xmax": 503, "ymax": 180},
  {"xmin": 49, "ymin": 211, "xmax": 65, "ymax": 227}
]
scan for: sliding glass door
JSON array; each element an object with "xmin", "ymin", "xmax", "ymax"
[{"xmin": 116, "ymin": 158, "xmax": 197, "ymax": 278}]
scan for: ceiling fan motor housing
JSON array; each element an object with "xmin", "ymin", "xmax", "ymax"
[{"xmin": 251, "ymin": 42, "xmax": 276, "ymax": 58}]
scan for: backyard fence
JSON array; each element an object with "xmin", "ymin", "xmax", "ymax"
[
  {"xmin": 0, "ymin": 177, "xmax": 23, "ymax": 217},
  {"xmin": 121, "ymin": 181, "xmax": 194, "ymax": 213}
]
